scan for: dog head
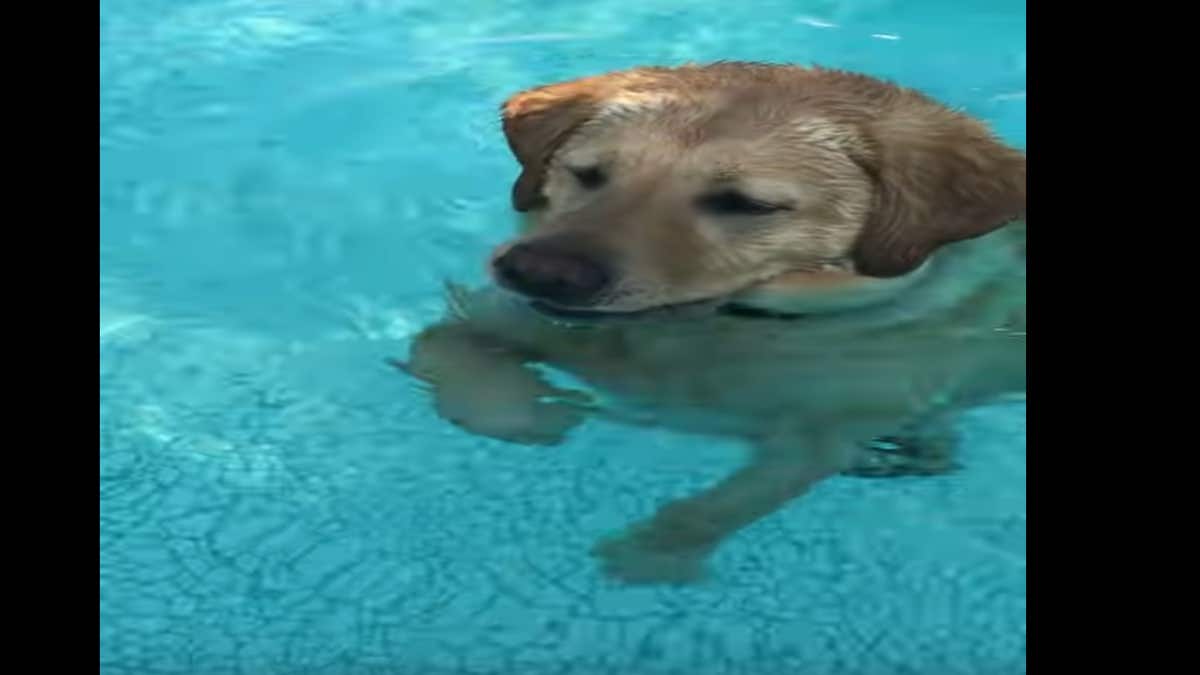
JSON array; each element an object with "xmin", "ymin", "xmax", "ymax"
[{"xmin": 491, "ymin": 62, "xmax": 1025, "ymax": 319}]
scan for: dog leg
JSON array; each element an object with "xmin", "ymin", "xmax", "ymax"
[
  {"xmin": 592, "ymin": 427, "xmax": 849, "ymax": 584},
  {"xmin": 844, "ymin": 332, "xmax": 1025, "ymax": 480},
  {"xmin": 395, "ymin": 321, "xmax": 589, "ymax": 446}
]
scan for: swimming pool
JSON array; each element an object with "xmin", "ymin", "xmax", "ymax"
[{"xmin": 100, "ymin": 1, "xmax": 1026, "ymax": 673}]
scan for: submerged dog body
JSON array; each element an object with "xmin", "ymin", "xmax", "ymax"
[{"xmin": 402, "ymin": 63, "xmax": 1026, "ymax": 583}]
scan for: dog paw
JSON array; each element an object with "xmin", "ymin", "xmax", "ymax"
[
  {"xmin": 591, "ymin": 509, "xmax": 720, "ymax": 585},
  {"xmin": 398, "ymin": 321, "xmax": 589, "ymax": 445},
  {"xmin": 844, "ymin": 433, "xmax": 960, "ymax": 478},
  {"xmin": 437, "ymin": 392, "xmax": 585, "ymax": 446},
  {"xmin": 591, "ymin": 532, "xmax": 711, "ymax": 585}
]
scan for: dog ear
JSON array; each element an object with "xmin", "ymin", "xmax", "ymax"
[
  {"xmin": 501, "ymin": 80, "xmax": 603, "ymax": 212},
  {"xmin": 850, "ymin": 106, "xmax": 1026, "ymax": 277},
  {"xmin": 500, "ymin": 69, "xmax": 673, "ymax": 212}
]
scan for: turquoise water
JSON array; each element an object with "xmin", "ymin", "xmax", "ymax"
[{"xmin": 99, "ymin": 1, "xmax": 1026, "ymax": 673}]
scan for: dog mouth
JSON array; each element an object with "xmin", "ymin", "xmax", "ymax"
[
  {"xmin": 527, "ymin": 297, "xmax": 725, "ymax": 322},
  {"xmin": 518, "ymin": 271, "xmax": 826, "ymax": 323},
  {"xmin": 526, "ymin": 294, "xmax": 807, "ymax": 323},
  {"xmin": 514, "ymin": 266, "xmax": 896, "ymax": 323}
]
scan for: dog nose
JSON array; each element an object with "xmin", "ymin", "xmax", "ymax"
[{"xmin": 493, "ymin": 243, "xmax": 610, "ymax": 305}]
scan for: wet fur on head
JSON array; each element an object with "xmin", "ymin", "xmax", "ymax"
[{"xmin": 497, "ymin": 62, "xmax": 1024, "ymax": 315}]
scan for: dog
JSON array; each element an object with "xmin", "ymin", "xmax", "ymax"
[{"xmin": 397, "ymin": 62, "xmax": 1026, "ymax": 584}]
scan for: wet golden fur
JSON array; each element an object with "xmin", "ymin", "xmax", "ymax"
[{"xmin": 400, "ymin": 62, "xmax": 1026, "ymax": 584}]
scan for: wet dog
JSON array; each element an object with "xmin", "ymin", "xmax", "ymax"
[{"xmin": 399, "ymin": 62, "xmax": 1026, "ymax": 583}]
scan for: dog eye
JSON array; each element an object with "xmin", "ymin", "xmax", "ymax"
[
  {"xmin": 697, "ymin": 190, "xmax": 783, "ymax": 216},
  {"xmin": 568, "ymin": 166, "xmax": 607, "ymax": 189}
]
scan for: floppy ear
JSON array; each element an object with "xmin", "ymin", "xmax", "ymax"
[
  {"xmin": 850, "ymin": 108, "xmax": 1026, "ymax": 277},
  {"xmin": 500, "ymin": 68, "xmax": 675, "ymax": 211},
  {"xmin": 500, "ymin": 80, "xmax": 602, "ymax": 212}
]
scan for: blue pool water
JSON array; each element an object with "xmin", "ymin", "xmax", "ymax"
[{"xmin": 100, "ymin": 1, "xmax": 1026, "ymax": 673}]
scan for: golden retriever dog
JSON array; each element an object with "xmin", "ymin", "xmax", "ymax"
[{"xmin": 397, "ymin": 62, "xmax": 1026, "ymax": 584}]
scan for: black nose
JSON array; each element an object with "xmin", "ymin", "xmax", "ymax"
[{"xmin": 493, "ymin": 243, "xmax": 610, "ymax": 305}]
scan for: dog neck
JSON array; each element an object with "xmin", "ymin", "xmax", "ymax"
[
  {"xmin": 723, "ymin": 262, "xmax": 934, "ymax": 319},
  {"xmin": 723, "ymin": 227, "xmax": 1022, "ymax": 323}
]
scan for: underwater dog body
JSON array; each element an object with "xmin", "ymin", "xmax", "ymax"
[{"xmin": 402, "ymin": 62, "xmax": 1026, "ymax": 583}]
